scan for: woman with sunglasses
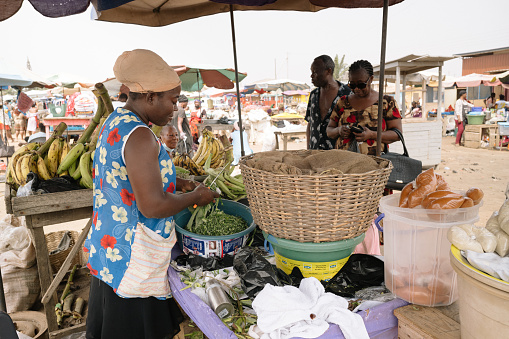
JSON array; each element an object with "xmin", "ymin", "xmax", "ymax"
[{"xmin": 326, "ymin": 60, "xmax": 402, "ymax": 155}]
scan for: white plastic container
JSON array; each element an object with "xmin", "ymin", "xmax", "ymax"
[
  {"xmin": 379, "ymin": 193, "xmax": 479, "ymax": 307},
  {"xmin": 450, "ymin": 246, "xmax": 509, "ymax": 338}
]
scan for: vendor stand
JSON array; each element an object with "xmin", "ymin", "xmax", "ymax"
[
  {"xmin": 4, "ymin": 185, "xmax": 92, "ymax": 339},
  {"xmin": 42, "ymin": 117, "xmax": 91, "ymax": 140}
]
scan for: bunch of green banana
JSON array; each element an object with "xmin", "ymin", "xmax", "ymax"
[
  {"xmin": 192, "ymin": 129, "xmax": 229, "ymax": 169},
  {"xmin": 7, "ymin": 122, "xmax": 68, "ymax": 188},
  {"xmin": 204, "ymin": 166, "xmax": 246, "ymax": 201},
  {"xmin": 174, "ymin": 153, "xmax": 207, "ymax": 176}
]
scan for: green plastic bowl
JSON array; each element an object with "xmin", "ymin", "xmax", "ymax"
[
  {"xmin": 263, "ymin": 231, "xmax": 365, "ymax": 262},
  {"xmin": 174, "ymin": 200, "xmax": 255, "ymax": 257}
]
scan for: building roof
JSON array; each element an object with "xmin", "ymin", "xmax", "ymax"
[
  {"xmin": 373, "ymin": 54, "xmax": 454, "ymax": 77},
  {"xmin": 454, "ymin": 46, "xmax": 509, "ymax": 58}
]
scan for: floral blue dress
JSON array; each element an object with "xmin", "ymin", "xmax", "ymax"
[{"xmin": 84, "ymin": 108, "xmax": 177, "ymax": 299}]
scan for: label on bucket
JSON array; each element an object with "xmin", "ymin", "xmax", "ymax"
[
  {"xmin": 182, "ymin": 234, "xmax": 249, "ymax": 258},
  {"xmin": 275, "ymin": 253, "xmax": 350, "ymax": 281}
]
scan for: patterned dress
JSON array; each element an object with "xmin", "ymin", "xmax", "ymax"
[
  {"xmin": 330, "ymin": 95, "xmax": 401, "ymax": 155},
  {"xmin": 84, "ymin": 107, "xmax": 177, "ymax": 299},
  {"xmin": 305, "ymin": 81, "xmax": 351, "ymax": 150}
]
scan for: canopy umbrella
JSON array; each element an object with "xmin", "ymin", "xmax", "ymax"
[
  {"xmin": 454, "ymin": 73, "xmax": 493, "ymax": 88},
  {"xmin": 0, "ymin": 58, "xmax": 33, "ymax": 87},
  {"xmin": 173, "ymin": 64, "xmax": 247, "ymax": 103},
  {"xmin": 21, "ymin": 68, "xmax": 57, "ymax": 89},
  {"xmin": 245, "ymin": 78, "xmax": 310, "ymax": 92}
]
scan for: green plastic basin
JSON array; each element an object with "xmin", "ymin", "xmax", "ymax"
[{"xmin": 263, "ymin": 231, "xmax": 364, "ymax": 262}]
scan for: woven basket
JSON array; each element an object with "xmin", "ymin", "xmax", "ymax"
[
  {"xmin": 46, "ymin": 231, "xmax": 83, "ymax": 274},
  {"xmin": 239, "ymin": 151, "xmax": 393, "ymax": 243}
]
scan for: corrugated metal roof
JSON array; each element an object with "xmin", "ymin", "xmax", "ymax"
[
  {"xmin": 454, "ymin": 46, "xmax": 509, "ymax": 58},
  {"xmin": 373, "ymin": 54, "xmax": 454, "ymax": 76}
]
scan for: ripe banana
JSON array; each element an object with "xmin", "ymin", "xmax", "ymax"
[
  {"xmin": 47, "ymin": 138, "xmax": 61, "ymax": 177},
  {"xmin": 37, "ymin": 155, "xmax": 52, "ymax": 180},
  {"xmin": 60, "ymin": 141, "xmax": 70, "ymax": 163},
  {"xmin": 19, "ymin": 154, "xmax": 32, "ymax": 185},
  {"xmin": 15, "ymin": 155, "xmax": 25, "ymax": 186},
  {"xmin": 9, "ymin": 143, "xmax": 38, "ymax": 183},
  {"xmin": 79, "ymin": 151, "xmax": 93, "ymax": 189},
  {"xmin": 57, "ymin": 143, "xmax": 85, "ymax": 175}
]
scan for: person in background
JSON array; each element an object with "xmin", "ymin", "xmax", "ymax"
[
  {"xmin": 306, "ymin": 55, "xmax": 351, "ymax": 150},
  {"xmin": 454, "ymin": 90, "xmax": 474, "ymax": 147},
  {"xmin": 84, "ymin": 49, "xmax": 218, "ymax": 339},
  {"xmin": 12, "ymin": 106, "xmax": 26, "ymax": 141},
  {"xmin": 496, "ymin": 94, "xmax": 507, "ymax": 111},
  {"xmin": 27, "ymin": 123, "xmax": 46, "ymax": 144},
  {"xmin": 1, "ymin": 103, "xmax": 14, "ymax": 143},
  {"xmin": 112, "ymin": 93, "xmax": 128, "ymax": 109},
  {"xmin": 171, "ymin": 95, "xmax": 193, "ymax": 154},
  {"xmin": 26, "ymin": 103, "xmax": 39, "ymax": 136},
  {"xmin": 189, "ymin": 100, "xmax": 204, "ymax": 144},
  {"xmin": 326, "ymin": 59, "xmax": 402, "ymax": 155},
  {"xmin": 230, "ymin": 121, "xmax": 253, "ymax": 165},
  {"xmin": 485, "ymin": 92, "xmax": 496, "ymax": 109},
  {"xmin": 160, "ymin": 124, "xmax": 179, "ymax": 158}
]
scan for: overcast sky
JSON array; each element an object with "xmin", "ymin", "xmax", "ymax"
[{"xmin": 1, "ymin": 0, "xmax": 508, "ymax": 87}]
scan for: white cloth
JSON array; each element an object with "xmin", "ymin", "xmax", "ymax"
[
  {"xmin": 252, "ymin": 277, "xmax": 369, "ymax": 339},
  {"xmin": 26, "ymin": 112, "xmax": 38, "ymax": 132},
  {"xmin": 454, "ymin": 98, "xmax": 474, "ymax": 120},
  {"xmin": 465, "ymin": 250, "xmax": 509, "ymax": 282},
  {"xmin": 231, "ymin": 129, "xmax": 253, "ymax": 165}
]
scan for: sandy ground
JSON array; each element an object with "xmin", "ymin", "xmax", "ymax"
[{"xmin": 1, "ymin": 135, "xmax": 508, "ymax": 231}]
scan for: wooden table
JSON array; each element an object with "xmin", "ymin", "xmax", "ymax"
[
  {"xmin": 42, "ymin": 117, "xmax": 91, "ymax": 140},
  {"xmin": 5, "ymin": 185, "xmax": 93, "ymax": 339},
  {"xmin": 274, "ymin": 130, "xmax": 307, "ymax": 150},
  {"xmin": 199, "ymin": 123, "xmax": 234, "ymax": 132},
  {"xmin": 463, "ymin": 124, "xmax": 499, "ymax": 149}
]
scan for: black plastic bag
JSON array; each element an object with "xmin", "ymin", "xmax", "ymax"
[
  {"xmin": 175, "ymin": 253, "xmax": 234, "ymax": 271},
  {"xmin": 324, "ymin": 254, "xmax": 384, "ymax": 298},
  {"xmin": 233, "ymin": 247, "xmax": 281, "ymax": 298},
  {"xmin": 27, "ymin": 172, "xmax": 83, "ymax": 194}
]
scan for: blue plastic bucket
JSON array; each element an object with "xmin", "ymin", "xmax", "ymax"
[{"xmin": 174, "ymin": 200, "xmax": 255, "ymax": 258}]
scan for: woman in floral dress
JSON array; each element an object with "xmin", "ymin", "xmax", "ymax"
[{"xmin": 84, "ymin": 49, "xmax": 218, "ymax": 339}]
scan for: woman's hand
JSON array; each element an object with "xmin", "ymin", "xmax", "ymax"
[
  {"xmin": 352, "ymin": 126, "xmax": 376, "ymax": 142},
  {"xmin": 178, "ymin": 179, "xmax": 198, "ymax": 193},
  {"xmin": 194, "ymin": 184, "xmax": 220, "ymax": 206},
  {"xmin": 339, "ymin": 125, "xmax": 351, "ymax": 139}
]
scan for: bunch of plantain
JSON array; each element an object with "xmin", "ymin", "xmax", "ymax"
[
  {"xmin": 173, "ymin": 153, "xmax": 207, "ymax": 176},
  {"xmin": 7, "ymin": 82, "xmax": 115, "ymax": 191},
  {"xmin": 192, "ymin": 129, "xmax": 231, "ymax": 169},
  {"xmin": 56, "ymin": 82, "xmax": 114, "ymax": 189},
  {"xmin": 7, "ymin": 122, "xmax": 68, "ymax": 188}
]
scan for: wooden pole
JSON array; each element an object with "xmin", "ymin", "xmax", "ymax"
[
  {"xmin": 229, "ymin": 4, "xmax": 245, "ymax": 156},
  {"xmin": 438, "ymin": 65, "xmax": 443, "ymax": 120},
  {"xmin": 376, "ymin": 0, "xmax": 389, "ymax": 157}
]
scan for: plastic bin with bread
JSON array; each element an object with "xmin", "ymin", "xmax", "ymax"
[{"xmin": 379, "ymin": 168, "xmax": 484, "ymax": 306}]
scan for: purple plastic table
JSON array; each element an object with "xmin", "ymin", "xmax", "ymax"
[{"xmin": 168, "ymin": 262, "xmax": 408, "ymax": 339}]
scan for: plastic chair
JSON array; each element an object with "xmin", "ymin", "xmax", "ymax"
[{"xmin": 0, "ymin": 311, "xmax": 18, "ymax": 339}]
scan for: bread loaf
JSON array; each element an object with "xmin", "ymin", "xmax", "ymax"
[
  {"xmin": 466, "ymin": 187, "xmax": 484, "ymax": 205},
  {"xmin": 406, "ymin": 168, "xmax": 438, "ymax": 208}
]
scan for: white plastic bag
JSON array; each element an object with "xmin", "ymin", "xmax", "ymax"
[{"xmin": 16, "ymin": 178, "xmax": 34, "ymax": 197}]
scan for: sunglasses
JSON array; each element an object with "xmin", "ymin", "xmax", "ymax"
[{"xmin": 348, "ymin": 79, "xmax": 370, "ymax": 90}]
